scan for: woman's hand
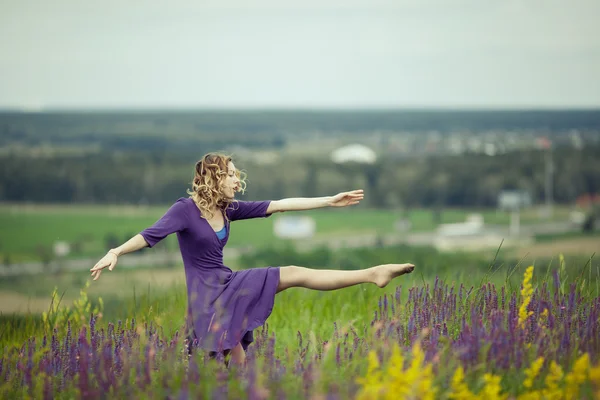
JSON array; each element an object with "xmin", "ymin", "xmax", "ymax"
[
  {"xmin": 328, "ymin": 189, "xmax": 364, "ymax": 207},
  {"xmin": 90, "ymin": 250, "xmax": 119, "ymax": 281}
]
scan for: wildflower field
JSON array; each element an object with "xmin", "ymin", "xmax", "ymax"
[{"xmin": 1, "ymin": 254, "xmax": 599, "ymax": 399}]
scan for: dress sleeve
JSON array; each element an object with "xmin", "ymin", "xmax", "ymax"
[
  {"xmin": 226, "ymin": 200, "xmax": 273, "ymax": 222},
  {"xmin": 140, "ymin": 198, "xmax": 189, "ymax": 247}
]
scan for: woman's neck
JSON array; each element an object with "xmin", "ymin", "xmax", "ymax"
[{"xmin": 191, "ymin": 199, "xmax": 221, "ymax": 219}]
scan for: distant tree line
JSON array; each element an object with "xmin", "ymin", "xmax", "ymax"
[
  {"xmin": 0, "ymin": 146, "xmax": 598, "ymax": 208},
  {"xmin": 2, "ymin": 110, "xmax": 599, "ymax": 142}
]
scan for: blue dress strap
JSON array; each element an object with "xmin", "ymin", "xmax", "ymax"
[{"xmin": 215, "ymin": 225, "xmax": 227, "ymax": 240}]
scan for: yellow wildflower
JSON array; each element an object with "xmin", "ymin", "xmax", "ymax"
[
  {"xmin": 481, "ymin": 373, "xmax": 506, "ymax": 400},
  {"xmin": 356, "ymin": 342, "xmax": 437, "ymax": 400},
  {"xmin": 415, "ymin": 363, "xmax": 436, "ymax": 400},
  {"xmin": 517, "ymin": 391, "xmax": 542, "ymax": 400},
  {"xmin": 385, "ymin": 344, "xmax": 405, "ymax": 383},
  {"xmin": 523, "ymin": 357, "xmax": 545, "ymax": 389},
  {"xmin": 384, "ymin": 344, "xmax": 410, "ymax": 400},
  {"xmin": 384, "ymin": 342, "xmax": 437, "ymax": 400},
  {"xmin": 565, "ymin": 353, "xmax": 590, "ymax": 399},
  {"xmin": 448, "ymin": 366, "xmax": 477, "ymax": 400},
  {"xmin": 518, "ymin": 266, "xmax": 535, "ymax": 329},
  {"xmin": 539, "ymin": 361, "xmax": 565, "ymax": 400},
  {"xmin": 589, "ymin": 363, "xmax": 600, "ymax": 400},
  {"xmin": 590, "ymin": 363, "xmax": 600, "ymax": 383},
  {"xmin": 356, "ymin": 351, "xmax": 384, "ymax": 400}
]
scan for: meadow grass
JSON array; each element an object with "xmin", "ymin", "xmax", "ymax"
[
  {"xmin": 1, "ymin": 252, "xmax": 599, "ymax": 399},
  {"xmin": 0, "ymin": 252, "xmax": 600, "ymax": 398}
]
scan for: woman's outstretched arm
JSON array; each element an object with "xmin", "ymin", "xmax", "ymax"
[
  {"xmin": 109, "ymin": 233, "xmax": 149, "ymax": 257},
  {"xmin": 90, "ymin": 234, "xmax": 149, "ymax": 280},
  {"xmin": 90, "ymin": 199, "xmax": 189, "ymax": 281},
  {"xmin": 266, "ymin": 189, "xmax": 364, "ymax": 213}
]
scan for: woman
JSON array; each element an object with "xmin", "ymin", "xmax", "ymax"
[{"xmin": 90, "ymin": 153, "xmax": 414, "ymax": 366}]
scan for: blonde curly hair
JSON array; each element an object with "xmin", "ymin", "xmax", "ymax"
[{"xmin": 187, "ymin": 153, "xmax": 247, "ymax": 220}]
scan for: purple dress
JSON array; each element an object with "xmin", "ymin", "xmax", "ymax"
[{"xmin": 140, "ymin": 197, "xmax": 280, "ymax": 352}]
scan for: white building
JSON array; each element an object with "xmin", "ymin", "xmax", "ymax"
[
  {"xmin": 330, "ymin": 144, "xmax": 377, "ymax": 164},
  {"xmin": 498, "ymin": 190, "xmax": 532, "ymax": 211}
]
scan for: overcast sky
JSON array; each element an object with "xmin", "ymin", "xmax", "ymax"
[{"xmin": 1, "ymin": 0, "xmax": 599, "ymax": 110}]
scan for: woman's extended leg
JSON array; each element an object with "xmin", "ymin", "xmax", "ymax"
[
  {"xmin": 229, "ymin": 343, "xmax": 246, "ymax": 366},
  {"xmin": 208, "ymin": 344, "xmax": 245, "ymax": 368},
  {"xmin": 276, "ymin": 263, "xmax": 414, "ymax": 293}
]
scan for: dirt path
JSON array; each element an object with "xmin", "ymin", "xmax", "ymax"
[
  {"xmin": 515, "ymin": 236, "xmax": 599, "ymax": 260},
  {"xmin": 0, "ymin": 292, "xmax": 56, "ymax": 314}
]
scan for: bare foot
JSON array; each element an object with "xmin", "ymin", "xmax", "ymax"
[{"xmin": 372, "ymin": 263, "xmax": 415, "ymax": 288}]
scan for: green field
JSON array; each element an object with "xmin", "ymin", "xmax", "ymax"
[{"xmin": 0, "ymin": 203, "xmax": 571, "ymax": 263}]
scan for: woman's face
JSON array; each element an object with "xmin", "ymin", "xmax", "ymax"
[{"xmin": 222, "ymin": 161, "xmax": 240, "ymax": 199}]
